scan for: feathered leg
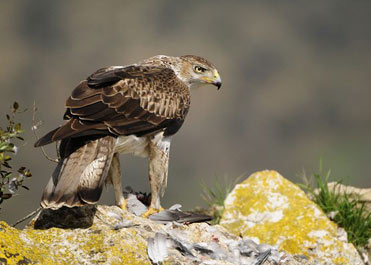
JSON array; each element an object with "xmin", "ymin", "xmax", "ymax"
[
  {"xmin": 106, "ymin": 153, "xmax": 127, "ymax": 210},
  {"xmin": 142, "ymin": 133, "xmax": 171, "ymax": 217}
]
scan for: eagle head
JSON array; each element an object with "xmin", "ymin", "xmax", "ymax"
[{"xmin": 177, "ymin": 55, "xmax": 222, "ymax": 90}]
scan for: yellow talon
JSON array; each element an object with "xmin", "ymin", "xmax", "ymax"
[
  {"xmin": 119, "ymin": 200, "xmax": 127, "ymax": 211},
  {"xmin": 142, "ymin": 207, "xmax": 164, "ymax": 218}
]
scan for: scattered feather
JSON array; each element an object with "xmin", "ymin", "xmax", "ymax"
[
  {"xmin": 147, "ymin": 233, "xmax": 168, "ymax": 264},
  {"xmin": 255, "ymin": 249, "xmax": 271, "ymax": 265},
  {"xmin": 113, "ymin": 220, "xmax": 137, "ymax": 230},
  {"xmin": 149, "ymin": 208, "xmax": 212, "ymax": 224},
  {"xmin": 101, "ymin": 210, "xmax": 137, "ymax": 230},
  {"xmin": 106, "ymin": 210, "xmax": 124, "ymax": 221},
  {"xmin": 169, "ymin": 238, "xmax": 197, "ymax": 259},
  {"xmin": 169, "ymin": 204, "xmax": 182, "ymax": 210},
  {"xmin": 127, "ymin": 194, "xmax": 148, "ymax": 216},
  {"xmin": 193, "ymin": 243, "xmax": 214, "ymax": 255}
]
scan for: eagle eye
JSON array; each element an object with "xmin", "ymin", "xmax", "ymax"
[{"xmin": 194, "ymin": 65, "xmax": 206, "ymax": 73}]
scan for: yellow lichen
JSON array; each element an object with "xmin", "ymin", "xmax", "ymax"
[
  {"xmin": 0, "ymin": 221, "xmax": 54, "ymax": 264},
  {"xmin": 0, "ymin": 220, "xmax": 150, "ymax": 265},
  {"xmin": 333, "ymin": 256, "xmax": 349, "ymax": 264},
  {"xmin": 220, "ymin": 170, "xmax": 362, "ymax": 264}
]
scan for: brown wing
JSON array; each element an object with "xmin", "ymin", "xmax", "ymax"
[{"xmin": 35, "ymin": 65, "xmax": 190, "ymax": 147}]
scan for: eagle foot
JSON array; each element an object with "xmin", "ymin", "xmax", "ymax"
[
  {"xmin": 141, "ymin": 207, "xmax": 164, "ymax": 218},
  {"xmin": 118, "ymin": 200, "xmax": 127, "ymax": 211}
]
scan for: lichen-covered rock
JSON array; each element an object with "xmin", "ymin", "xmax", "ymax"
[
  {"xmin": 0, "ymin": 208, "xmax": 150, "ymax": 265},
  {"xmin": 220, "ymin": 170, "xmax": 364, "ymax": 265},
  {"xmin": 0, "ymin": 205, "xmax": 314, "ymax": 265}
]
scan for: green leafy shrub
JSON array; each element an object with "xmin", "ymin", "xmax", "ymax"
[{"xmin": 0, "ymin": 102, "xmax": 32, "ymax": 208}]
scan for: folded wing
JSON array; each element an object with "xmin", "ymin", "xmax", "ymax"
[{"xmin": 35, "ymin": 65, "xmax": 190, "ymax": 147}]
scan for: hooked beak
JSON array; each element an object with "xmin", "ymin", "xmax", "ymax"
[
  {"xmin": 213, "ymin": 80, "xmax": 222, "ymax": 90},
  {"xmin": 209, "ymin": 70, "xmax": 222, "ymax": 90}
]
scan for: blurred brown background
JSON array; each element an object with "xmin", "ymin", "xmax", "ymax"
[{"xmin": 1, "ymin": 1, "xmax": 370, "ymax": 225}]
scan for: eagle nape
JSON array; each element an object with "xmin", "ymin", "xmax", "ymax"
[{"xmin": 36, "ymin": 55, "xmax": 221, "ymax": 218}]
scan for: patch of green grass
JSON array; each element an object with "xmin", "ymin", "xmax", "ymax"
[
  {"xmin": 300, "ymin": 165, "xmax": 371, "ymax": 248},
  {"xmin": 201, "ymin": 175, "xmax": 243, "ymax": 224}
]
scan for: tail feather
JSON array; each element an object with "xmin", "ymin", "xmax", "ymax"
[
  {"xmin": 41, "ymin": 136, "xmax": 116, "ymax": 209},
  {"xmin": 34, "ymin": 127, "xmax": 61, "ymax": 147},
  {"xmin": 34, "ymin": 120, "xmax": 76, "ymax": 148},
  {"xmin": 34, "ymin": 118, "xmax": 108, "ymax": 148}
]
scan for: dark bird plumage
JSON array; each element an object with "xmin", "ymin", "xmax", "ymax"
[
  {"xmin": 35, "ymin": 65, "xmax": 190, "ymax": 148},
  {"xmin": 35, "ymin": 55, "xmax": 221, "ymax": 212}
]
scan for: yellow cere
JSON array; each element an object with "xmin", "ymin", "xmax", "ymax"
[{"xmin": 201, "ymin": 76, "xmax": 213, "ymax": 83}]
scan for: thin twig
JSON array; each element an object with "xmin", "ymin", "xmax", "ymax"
[
  {"xmin": 56, "ymin": 140, "xmax": 61, "ymax": 161},
  {"xmin": 12, "ymin": 206, "xmax": 42, "ymax": 227},
  {"xmin": 32, "ymin": 101, "xmax": 59, "ymax": 163}
]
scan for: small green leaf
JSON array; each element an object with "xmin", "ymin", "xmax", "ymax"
[
  {"xmin": 24, "ymin": 170, "xmax": 32, "ymax": 178},
  {"xmin": 0, "ymin": 142, "xmax": 8, "ymax": 152},
  {"xmin": 6, "ymin": 145, "xmax": 15, "ymax": 153},
  {"xmin": 15, "ymin": 123, "xmax": 21, "ymax": 131}
]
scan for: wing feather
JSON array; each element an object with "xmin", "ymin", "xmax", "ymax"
[
  {"xmin": 35, "ymin": 64, "xmax": 190, "ymax": 147},
  {"xmin": 69, "ymin": 102, "xmax": 106, "ymax": 116},
  {"xmin": 71, "ymin": 81, "xmax": 101, "ymax": 100},
  {"xmin": 66, "ymin": 93, "xmax": 102, "ymax": 108},
  {"xmin": 79, "ymin": 108, "xmax": 115, "ymax": 121}
]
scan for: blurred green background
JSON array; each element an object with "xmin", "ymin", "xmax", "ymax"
[{"xmin": 1, "ymin": 1, "xmax": 370, "ymax": 225}]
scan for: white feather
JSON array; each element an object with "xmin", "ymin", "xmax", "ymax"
[
  {"xmin": 147, "ymin": 233, "xmax": 168, "ymax": 263},
  {"xmin": 114, "ymin": 135, "xmax": 149, "ymax": 157}
]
